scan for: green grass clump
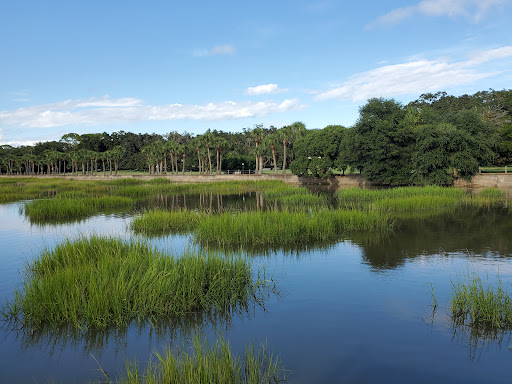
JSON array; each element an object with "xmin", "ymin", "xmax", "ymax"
[
  {"xmin": 277, "ymin": 193, "xmax": 329, "ymax": 207},
  {"xmin": 261, "ymin": 185, "xmax": 309, "ymax": 200},
  {"xmin": 131, "ymin": 209, "xmax": 206, "ymax": 234},
  {"xmin": 22, "ymin": 196, "xmax": 135, "ymax": 220},
  {"xmin": 114, "ymin": 333, "xmax": 286, "ymax": 384},
  {"xmin": 371, "ymin": 195, "xmax": 460, "ymax": 211},
  {"xmin": 477, "ymin": 187, "xmax": 506, "ymax": 200},
  {"xmin": 450, "ymin": 271, "xmax": 512, "ymax": 330},
  {"xmin": 337, "ymin": 186, "xmax": 507, "ymax": 211},
  {"xmin": 131, "ymin": 208, "xmax": 393, "ymax": 247},
  {"xmin": 196, "ymin": 209, "xmax": 393, "ymax": 248},
  {"xmin": 3, "ymin": 237, "xmax": 271, "ymax": 331},
  {"xmin": 261, "ymin": 185, "xmax": 330, "ymax": 209}
]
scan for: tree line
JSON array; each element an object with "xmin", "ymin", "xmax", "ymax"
[{"xmin": 1, "ymin": 88, "xmax": 511, "ymax": 185}]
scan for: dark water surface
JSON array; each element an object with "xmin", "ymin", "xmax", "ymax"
[{"xmin": 0, "ymin": 194, "xmax": 511, "ymax": 383}]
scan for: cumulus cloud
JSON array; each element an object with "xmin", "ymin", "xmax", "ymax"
[
  {"xmin": 0, "ymin": 96, "xmax": 305, "ymax": 128},
  {"xmin": 246, "ymin": 83, "xmax": 288, "ymax": 95},
  {"xmin": 314, "ymin": 46, "xmax": 512, "ymax": 102},
  {"xmin": 193, "ymin": 44, "xmax": 236, "ymax": 57},
  {"xmin": 367, "ymin": 0, "xmax": 509, "ymax": 28}
]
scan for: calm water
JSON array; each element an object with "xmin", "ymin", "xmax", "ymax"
[{"xmin": 0, "ymin": 193, "xmax": 511, "ymax": 383}]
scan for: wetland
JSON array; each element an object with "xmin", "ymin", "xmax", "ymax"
[{"xmin": 0, "ymin": 177, "xmax": 511, "ymax": 383}]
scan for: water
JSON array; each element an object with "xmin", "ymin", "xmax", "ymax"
[{"xmin": 0, "ymin": 195, "xmax": 511, "ymax": 383}]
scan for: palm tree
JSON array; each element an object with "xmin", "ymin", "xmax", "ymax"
[
  {"xmin": 192, "ymin": 135, "xmax": 205, "ymax": 174},
  {"xmin": 111, "ymin": 145, "xmax": 125, "ymax": 176},
  {"xmin": 214, "ymin": 137, "xmax": 228, "ymax": 174},
  {"xmin": 177, "ymin": 143, "xmax": 187, "ymax": 175},
  {"xmin": 142, "ymin": 145, "xmax": 154, "ymax": 174},
  {"xmin": 279, "ymin": 122, "xmax": 306, "ymax": 175},
  {"xmin": 251, "ymin": 125, "xmax": 264, "ymax": 174},
  {"xmin": 203, "ymin": 129, "xmax": 214, "ymax": 175},
  {"xmin": 264, "ymin": 133, "xmax": 279, "ymax": 174},
  {"xmin": 164, "ymin": 140, "xmax": 178, "ymax": 174}
]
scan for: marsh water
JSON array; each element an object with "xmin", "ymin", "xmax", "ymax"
[{"xmin": 1, "ymin": 190, "xmax": 511, "ymax": 383}]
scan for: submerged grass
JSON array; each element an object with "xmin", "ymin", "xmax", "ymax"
[
  {"xmin": 3, "ymin": 237, "xmax": 273, "ymax": 331},
  {"xmin": 450, "ymin": 270, "xmax": 512, "ymax": 330},
  {"xmin": 113, "ymin": 333, "xmax": 286, "ymax": 384}
]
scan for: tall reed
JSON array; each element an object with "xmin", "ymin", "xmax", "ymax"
[
  {"xmin": 450, "ymin": 271, "xmax": 512, "ymax": 330},
  {"xmin": 114, "ymin": 333, "xmax": 286, "ymax": 384},
  {"xmin": 3, "ymin": 237, "xmax": 273, "ymax": 330}
]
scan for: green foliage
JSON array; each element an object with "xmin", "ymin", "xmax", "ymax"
[
  {"xmin": 290, "ymin": 125, "xmax": 347, "ymax": 178},
  {"xmin": 346, "ymin": 98, "xmax": 415, "ymax": 185}
]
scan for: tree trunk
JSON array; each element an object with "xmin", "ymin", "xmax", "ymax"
[
  {"xmin": 219, "ymin": 150, "xmax": 223, "ymax": 175},
  {"xmin": 271, "ymin": 145, "xmax": 277, "ymax": 174},
  {"xmin": 282, "ymin": 139, "xmax": 287, "ymax": 175},
  {"xmin": 182, "ymin": 154, "xmax": 186, "ymax": 175},
  {"xmin": 207, "ymin": 144, "xmax": 212, "ymax": 175},
  {"xmin": 216, "ymin": 149, "xmax": 220, "ymax": 174}
]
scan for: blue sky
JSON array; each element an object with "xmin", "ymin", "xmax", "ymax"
[{"xmin": 1, "ymin": 0, "xmax": 512, "ymax": 146}]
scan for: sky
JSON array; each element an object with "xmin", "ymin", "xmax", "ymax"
[{"xmin": 1, "ymin": 0, "xmax": 512, "ymax": 146}]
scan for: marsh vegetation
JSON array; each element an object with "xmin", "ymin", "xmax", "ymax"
[
  {"xmin": 1, "ymin": 178, "xmax": 511, "ymax": 383},
  {"xmin": 3, "ymin": 237, "xmax": 276, "ymax": 331},
  {"xmin": 110, "ymin": 333, "xmax": 286, "ymax": 384}
]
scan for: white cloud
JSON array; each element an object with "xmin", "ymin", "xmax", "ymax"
[
  {"xmin": 0, "ymin": 97, "xmax": 305, "ymax": 128},
  {"xmin": 314, "ymin": 46, "xmax": 512, "ymax": 102},
  {"xmin": 367, "ymin": 0, "xmax": 509, "ymax": 28},
  {"xmin": 193, "ymin": 44, "xmax": 236, "ymax": 57},
  {"xmin": 465, "ymin": 46, "xmax": 512, "ymax": 65},
  {"xmin": 246, "ymin": 83, "xmax": 288, "ymax": 95}
]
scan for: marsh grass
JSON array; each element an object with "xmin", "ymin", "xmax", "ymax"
[
  {"xmin": 22, "ymin": 196, "xmax": 135, "ymax": 221},
  {"xmin": 450, "ymin": 271, "xmax": 512, "ymax": 330},
  {"xmin": 261, "ymin": 185, "xmax": 310, "ymax": 199},
  {"xmin": 0, "ymin": 178, "xmax": 292, "ymax": 204},
  {"xmin": 371, "ymin": 195, "xmax": 461, "ymax": 211},
  {"xmin": 109, "ymin": 333, "xmax": 286, "ymax": 384},
  {"xmin": 337, "ymin": 186, "xmax": 507, "ymax": 211},
  {"xmin": 0, "ymin": 178, "xmax": 111, "ymax": 203},
  {"xmin": 477, "ymin": 187, "xmax": 506, "ymax": 200},
  {"xmin": 3, "ymin": 237, "xmax": 274, "ymax": 331},
  {"xmin": 131, "ymin": 209, "xmax": 207, "ymax": 235},
  {"xmin": 131, "ymin": 207, "xmax": 393, "ymax": 246},
  {"xmin": 195, "ymin": 209, "xmax": 393, "ymax": 248}
]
